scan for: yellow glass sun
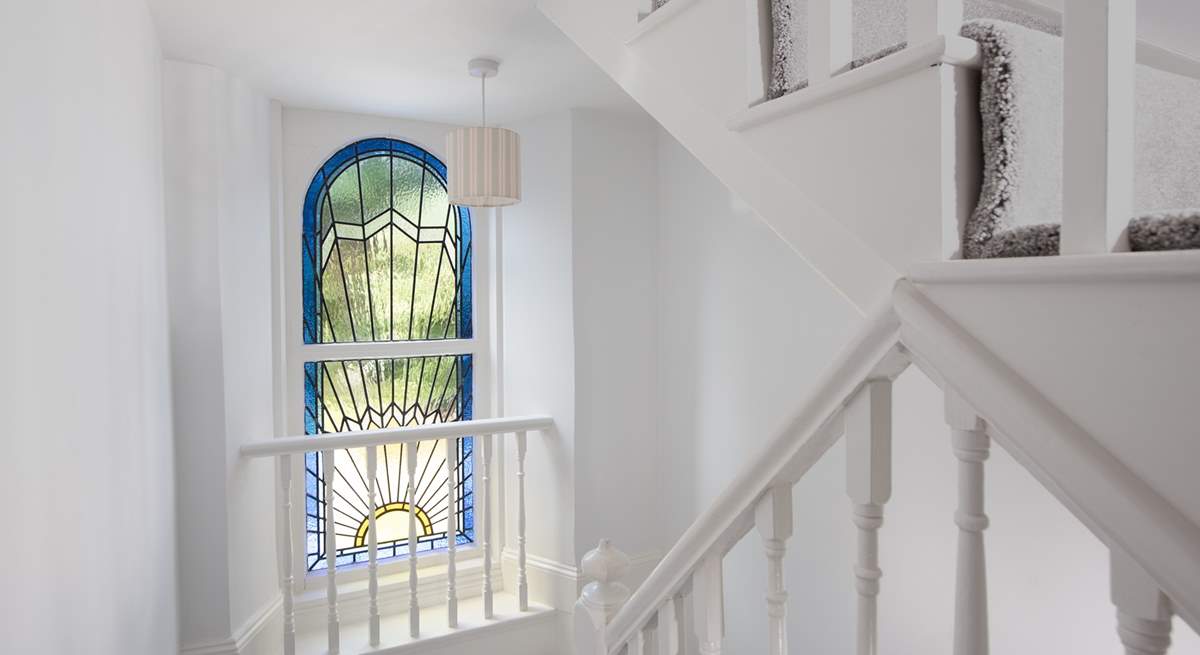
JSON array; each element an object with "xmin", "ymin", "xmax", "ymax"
[{"xmin": 353, "ymin": 502, "xmax": 435, "ymax": 547}]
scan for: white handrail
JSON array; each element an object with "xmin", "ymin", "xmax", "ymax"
[
  {"xmin": 239, "ymin": 415, "xmax": 555, "ymax": 458},
  {"xmin": 604, "ymin": 303, "xmax": 905, "ymax": 647}
]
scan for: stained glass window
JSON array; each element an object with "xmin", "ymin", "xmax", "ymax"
[{"xmin": 301, "ymin": 138, "xmax": 473, "ymax": 571}]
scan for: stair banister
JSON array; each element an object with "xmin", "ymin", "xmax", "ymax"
[
  {"xmin": 600, "ymin": 304, "xmax": 905, "ymax": 649},
  {"xmin": 240, "ymin": 415, "xmax": 554, "ymax": 653},
  {"xmin": 892, "ymin": 280, "xmax": 1200, "ymax": 626}
]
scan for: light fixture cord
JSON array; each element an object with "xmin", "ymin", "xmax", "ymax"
[{"xmin": 481, "ymin": 74, "xmax": 487, "ymax": 127}]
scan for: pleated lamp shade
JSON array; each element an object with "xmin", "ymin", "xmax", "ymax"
[{"xmin": 446, "ymin": 126, "xmax": 521, "ymax": 207}]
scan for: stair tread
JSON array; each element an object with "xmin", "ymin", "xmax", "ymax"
[{"xmin": 295, "ymin": 592, "xmax": 554, "ymax": 654}]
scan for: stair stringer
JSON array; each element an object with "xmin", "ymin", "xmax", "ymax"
[{"xmin": 539, "ymin": 0, "xmax": 900, "ymax": 313}]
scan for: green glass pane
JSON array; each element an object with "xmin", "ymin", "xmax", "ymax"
[
  {"xmin": 392, "ymin": 157, "xmax": 426, "ymax": 225},
  {"xmin": 329, "ymin": 164, "xmax": 363, "ymax": 225},
  {"xmin": 421, "ymin": 180, "xmax": 450, "ymax": 227},
  {"xmin": 390, "ymin": 227, "xmax": 418, "ymax": 339},
  {"xmin": 358, "ymin": 156, "xmax": 391, "ymax": 222}
]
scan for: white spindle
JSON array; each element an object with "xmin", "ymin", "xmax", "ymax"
[
  {"xmin": 755, "ymin": 485, "xmax": 793, "ymax": 655},
  {"xmin": 808, "ymin": 0, "xmax": 853, "ymax": 84},
  {"xmin": 1111, "ymin": 550, "xmax": 1174, "ymax": 655},
  {"xmin": 907, "ymin": 0, "xmax": 964, "ymax": 43},
  {"xmin": 846, "ymin": 380, "xmax": 892, "ymax": 655},
  {"xmin": 1062, "ymin": 0, "xmax": 1137, "ymax": 254},
  {"xmin": 575, "ymin": 540, "xmax": 632, "ymax": 655},
  {"xmin": 367, "ymin": 446, "xmax": 380, "ymax": 646},
  {"xmin": 481, "ymin": 433, "xmax": 494, "ymax": 619},
  {"xmin": 657, "ymin": 598, "xmax": 680, "ymax": 655},
  {"xmin": 517, "ymin": 430, "xmax": 529, "ymax": 611},
  {"xmin": 277, "ymin": 454, "xmax": 296, "ymax": 655},
  {"xmin": 406, "ymin": 441, "xmax": 420, "ymax": 638},
  {"xmin": 445, "ymin": 437, "xmax": 459, "ymax": 628},
  {"xmin": 627, "ymin": 629, "xmax": 646, "ymax": 655},
  {"xmin": 946, "ymin": 390, "xmax": 989, "ymax": 655},
  {"xmin": 322, "ymin": 449, "xmax": 340, "ymax": 654},
  {"xmin": 693, "ymin": 555, "xmax": 725, "ymax": 655}
]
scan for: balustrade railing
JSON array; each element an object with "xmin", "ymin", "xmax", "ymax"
[
  {"xmin": 574, "ymin": 278, "xmax": 1188, "ymax": 655},
  {"xmin": 240, "ymin": 415, "xmax": 553, "ymax": 654}
]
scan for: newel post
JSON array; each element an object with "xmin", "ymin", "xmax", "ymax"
[{"xmin": 575, "ymin": 540, "xmax": 632, "ymax": 655}]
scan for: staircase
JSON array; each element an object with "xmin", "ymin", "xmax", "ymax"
[
  {"xmin": 543, "ymin": 1, "xmax": 1200, "ymax": 654},
  {"xmin": 235, "ymin": 1, "xmax": 1200, "ymax": 652},
  {"xmin": 575, "ymin": 253, "xmax": 1200, "ymax": 655}
]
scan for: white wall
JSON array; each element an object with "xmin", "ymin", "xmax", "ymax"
[
  {"xmin": 501, "ymin": 111, "xmax": 579, "ymax": 605},
  {"xmin": 0, "ymin": 1, "xmax": 178, "ymax": 653},
  {"xmin": 502, "ymin": 108, "xmax": 665, "ymax": 591},
  {"xmin": 163, "ymin": 61, "xmax": 278, "ymax": 653},
  {"xmin": 653, "ymin": 129, "xmax": 1200, "ymax": 653},
  {"xmin": 570, "ymin": 110, "xmax": 662, "ymax": 564}
]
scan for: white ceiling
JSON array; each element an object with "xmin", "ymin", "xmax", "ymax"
[
  {"xmin": 147, "ymin": 0, "xmax": 641, "ymax": 125},
  {"xmin": 149, "ymin": 0, "xmax": 1199, "ymax": 126}
]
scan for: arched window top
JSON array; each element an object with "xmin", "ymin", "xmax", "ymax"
[{"xmin": 302, "ymin": 137, "xmax": 472, "ymax": 344}]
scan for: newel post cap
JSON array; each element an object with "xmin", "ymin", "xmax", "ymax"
[{"xmin": 577, "ymin": 539, "xmax": 631, "ymax": 629}]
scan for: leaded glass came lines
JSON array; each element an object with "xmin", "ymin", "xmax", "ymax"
[
  {"xmin": 301, "ymin": 138, "xmax": 474, "ymax": 572},
  {"xmin": 302, "ymin": 138, "xmax": 473, "ymax": 344}
]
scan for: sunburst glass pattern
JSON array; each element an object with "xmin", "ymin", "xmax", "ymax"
[{"xmin": 301, "ymin": 138, "xmax": 474, "ymax": 571}]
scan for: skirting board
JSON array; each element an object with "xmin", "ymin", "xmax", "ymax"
[
  {"xmin": 179, "ymin": 594, "xmax": 282, "ymax": 655},
  {"xmin": 500, "ymin": 548, "xmax": 662, "ymax": 610}
]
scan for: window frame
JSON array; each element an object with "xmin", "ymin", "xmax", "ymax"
[{"xmin": 278, "ymin": 134, "xmax": 496, "ymax": 590}]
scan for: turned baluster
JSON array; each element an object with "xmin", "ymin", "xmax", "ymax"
[
  {"xmin": 755, "ymin": 485, "xmax": 793, "ymax": 655},
  {"xmin": 406, "ymin": 441, "xmax": 420, "ymax": 637},
  {"xmin": 322, "ymin": 449, "xmax": 340, "ymax": 654},
  {"xmin": 1112, "ymin": 549, "xmax": 1174, "ymax": 655},
  {"xmin": 481, "ymin": 433, "xmax": 494, "ymax": 619},
  {"xmin": 445, "ymin": 437, "xmax": 459, "ymax": 628},
  {"xmin": 367, "ymin": 445, "xmax": 380, "ymax": 645},
  {"xmin": 847, "ymin": 380, "xmax": 892, "ymax": 655},
  {"xmin": 946, "ymin": 389, "xmax": 990, "ymax": 655},
  {"xmin": 693, "ymin": 555, "xmax": 725, "ymax": 655},
  {"xmin": 277, "ymin": 454, "xmax": 297, "ymax": 655}
]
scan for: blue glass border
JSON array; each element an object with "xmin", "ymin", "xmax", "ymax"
[{"xmin": 301, "ymin": 137, "xmax": 472, "ymax": 344}]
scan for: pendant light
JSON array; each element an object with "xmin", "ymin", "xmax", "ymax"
[{"xmin": 446, "ymin": 58, "xmax": 522, "ymax": 207}]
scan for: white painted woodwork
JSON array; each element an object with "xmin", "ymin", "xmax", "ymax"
[
  {"xmin": 625, "ymin": 0, "xmax": 700, "ymax": 44},
  {"xmin": 846, "ymin": 380, "xmax": 893, "ymax": 655},
  {"xmin": 692, "ymin": 555, "xmax": 725, "ymax": 655},
  {"xmin": 727, "ymin": 36, "xmax": 980, "ymax": 130},
  {"xmin": 1112, "ymin": 550, "xmax": 1174, "ymax": 655},
  {"xmin": 406, "ymin": 441, "xmax": 420, "ymax": 638},
  {"xmin": 366, "ymin": 446, "xmax": 380, "ymax": 646},
  {"xmin": 807, "ymin": 0, "xmax": 853, "ymax": 85},
  {"xmin": 481, "ymin": 434, "xmax": 494, "ymax": 619},
  {"xmin": 657, "ymin": 598, "xmax": 680, "ymax": 655},
  {"xmin": 626, "ymin": 629, "xmax": 646, "ymax": 655},
  {"xmin": 603, "ymin": 306, "xmax": 903, "ymax": 647},
  {"xmin": 445, "ymin": 438, "xmax": 459, "ymax": 629},
  {"xmin": 516, "ymin": 430, "xmax": 529, "ymax": 611},
  {"xmin": 907, "ymin": 0, "xmax": 965, "ymax": 43},
  {"xmin": 744, "ymin": 0, "xmax": 772, "ymax": 105},
  {"xmin": 945, "ymin": 390, "xmax": 989, "ymax": 655},
  {"xmin": 240, "ymin": 415, "xmax": 554, "ymax": 458},
  {"xmin": 755, "ymin": 486, "xmax": 793, "ymax": 655},
  {"xmin": 899, "ymin": 266, "xmax": 1200, "ymax": 625},
  {"xmin": 322, "ymin": 449, "xmax": 340, "ymax": 654},
  {"xmin": 277, "ymin": 454, "xmax": 297, "ymax": 655},
  {"xmin": 1061, "ymin": 0, "xmax": 1137, "ymax": 254},
  {"xmin": 576, "ymin": 540, "xmax": 632, "ymax": 655}
]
